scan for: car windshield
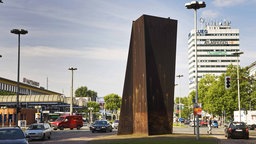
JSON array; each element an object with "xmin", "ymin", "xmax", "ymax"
[
  {"xmin": 0, "ymin": 129, "xmax": 25, "ymax": 140},
  {"xmin": 28, "ymin": 124, "xmax": 44, "ymax": 130},
  {"xmin": 230, "ymin": 122, "xmax": 246, "ymax": 129},
  {"xmin": 94, "ymin": 121, "xmax": 107, "ymax": 125}
]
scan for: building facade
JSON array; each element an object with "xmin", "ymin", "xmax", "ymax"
[
  {"xmin": 0, "ymin": 77, "xmax": 62, "ymax": 95},
  {"xmin": 188, "ymin": 20, "xmax": 241, "ymax": 92}
]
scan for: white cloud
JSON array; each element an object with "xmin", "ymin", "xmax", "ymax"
[
  {"xmin": 22, "ymin": 46, "xmax": 127, "ymax": 61},
  {"xmin": 201, "ymin": 10, "xmax": 219, "ymax": 19},
  {"xmin": 213, "ymin": 0, "xmax": 246, "ymax": 7}
]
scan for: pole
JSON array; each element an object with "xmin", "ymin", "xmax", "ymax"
[
  {"xmin": 177, "ymin": 75, "xmax": 183, "ymax": 126},
  {"xmin": 11, "ymin": 29, "xmax": 28, "ymax": 127},
  {"xmin": 69, "ymin": 67, "xmax": 77, "ymax": 115},
  {"xmin": 70, "ymin": 70, "xmax": 74, "ymax": 115},
  {"xmin": 237, "ymin": 55, "xmax": 241, "ymax": 122},
  {"xmin": 194, "ymin": 8, "xmax": 200, "ymax": 140},
  {"xmin": 16, "ymin": 34, "xmax": 20, "ymax": 127}
]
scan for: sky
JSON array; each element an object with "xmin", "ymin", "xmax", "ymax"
[{"xmin": 0, "ymin": 0, "xmax": 255, "ymax": 98}]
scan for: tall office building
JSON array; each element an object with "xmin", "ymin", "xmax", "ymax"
[{"xmin": 188, "ymin": 19, "xmax": 241, "ymax": 92}]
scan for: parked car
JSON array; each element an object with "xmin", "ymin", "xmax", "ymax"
[
  {"xmin": 25, "ymin": 123, "xmax": 52, "ymax": 140},
  {"xmin": 224, "ymin": 121, "xmax": 249, "ymax": 139},
  {"xmin": 211, "ymin": 120, "xmax": 218, "ymax": 128},
  {"xmin": 50, "ymin": 115, "xmax": 83, "ymax": 130},
  {"xmin": 178, "ymin": 118, "xmax": 185, "ymax": 123},
  {"xmin": 90, "ymin": 120, "xmax": 113, "ymax": 133},
  {"xmin": 112, "ymin": 120, "xmax": 119, "ymax": 129},
  {"xmin": 0, "ymin": 127, "xmax": 29, "ymax": 144},
  {"xmin": 200, "ymin": 120, "xmax": 208, "ymax": 127}
]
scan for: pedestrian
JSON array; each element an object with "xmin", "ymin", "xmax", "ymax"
[{"xmin": 207, "ymin": 118, "xmax": 212, "ymax": 134}]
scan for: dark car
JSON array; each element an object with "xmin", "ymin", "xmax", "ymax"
[
  {"xmin": 90, "ymin": 120, "xmax": 113, "ymax": 133},
  {"xmin": 224, "ymin": 121, "xmax": 249, "ymax": 139},
  {"xmin": 0, "ymin": 127, "xmax": 30, "ymax": 144}
]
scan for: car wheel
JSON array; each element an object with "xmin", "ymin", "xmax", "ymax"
[
  {"xmin": 60, "ymin": 126, "xmax": 64, "ymax": 130},
  {"xmin": 77, "ymin": 126, "xmax": 81, "ymax": 130},
  {"xmin": 92, "ymin": 130, "xmax": 94, "ymax": 133},
  {"xmin": 70, "ymin": 128, "xmax": 73, "ymax": 130},
  {"xmin": 48, "ymin": 134, "xmax": 51, "ymax": 139}
]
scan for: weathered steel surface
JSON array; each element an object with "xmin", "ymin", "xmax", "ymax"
[{"xmin": 118, "ymin": 15, "xmax": 177, "ymax": 135}]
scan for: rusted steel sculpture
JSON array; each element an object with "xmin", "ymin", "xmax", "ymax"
[{"xmin": 118, "ymin": 15, "xmax": 177, "ymax": 135}]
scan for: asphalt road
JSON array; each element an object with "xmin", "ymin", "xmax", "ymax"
[
  {"xmin": 28, "ymin": 125, "xmax": 256, "ymax": 144},
  {"xmin": 174, "ymin": 125, "xmax": 256, "ymax": 144}
]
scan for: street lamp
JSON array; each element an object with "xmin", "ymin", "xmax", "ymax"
[
  {"xmin": 232, "ymin": 51, "xmax": 243, "ymax": 122},
  {"xmin": 68, "ymin": 67, "xmax": 77, "ymax": 115},
  {"xmin": 177, "ymin": 75, "xmax": 183, "ymax": 126},
  {"xmin": 88, "ymin": 107, "xmax": 94, "ymax": 123},
  {"xmin": 11, "ymin": 29, "xmax": 28, "ymax": 126},
  {"xmin": 185, "ymin": 1, "xmax": 206, "ymax": 140}
]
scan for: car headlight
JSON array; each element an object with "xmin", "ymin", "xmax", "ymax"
[{"xmin": 102, "ymin": 126, "xmax": 106, "ymax": 128}]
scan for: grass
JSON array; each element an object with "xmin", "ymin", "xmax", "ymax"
[{"xmin": 87, "ymin": 134, "xmax": 218, "ymax": 144}]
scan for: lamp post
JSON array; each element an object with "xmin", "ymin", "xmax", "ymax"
[
  {"xmin": 68, "ymin": 67, "xmax": 77, "ymax": 115},
  {"xmin": 185, "ymin": 1, "xmax": 206, "ymax": 140},
  {"xmin": 232, "ymin": 51, "xmax": 243, "ymax": 122},
  {"xmin": 88, "ymin": 107, "xmax": 94, "ymax": 123},
  {"xmin": 177, "ymin": 75, "xmax": 183, "ymax": 126},
  {"xmin": 11, "ymin": 29, "xmax": 28, "ymax": 126},
  {"xmin": 250, "ymin": 98, "xmax": 256, "ymax": 111}
]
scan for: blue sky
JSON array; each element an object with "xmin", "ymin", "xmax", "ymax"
[{"xmin": 0, "ymin": 0, "xmax": 255, "ymax": 98}]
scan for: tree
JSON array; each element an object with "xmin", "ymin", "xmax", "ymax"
[
  {"xmin": 75, "ymin": 86, "xmax": 88, "ymax": 97},
  {"xmin": 196, "ymin": 64, "xmax": 253, "ymax": 120},
  {"xmin": 87, "ymin": 101, "xmax": 100, "ymax": 112},
  {"xmin": 75, "ymin": 86, "xmax": 97, "ymax": 101},
  {"xmin": 104, "ymin": 93, "xmax": 122, "ymax": 120},
  {"xmin": 104, "ymin": 93, "xmax": 122, "ymax": 113}
]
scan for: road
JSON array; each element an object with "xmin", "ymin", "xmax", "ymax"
[
  {"xmin": 174, "ymin": 125, "xmax": 256, "ymax": 144},
  {"xmin": 30, "ymin": 126, "xmax": 117, "ymax": 144},
  {"xmin": 29, "ymin": 126, "xmax": 256, "ymax": 144}
]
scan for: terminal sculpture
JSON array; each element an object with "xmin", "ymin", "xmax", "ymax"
[{"xmin": 118, "ymin": 15, "xmax": 177, "ymax": 135}]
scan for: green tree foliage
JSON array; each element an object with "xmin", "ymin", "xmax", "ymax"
[
  {"xmin": 87, "ymin": 101, "xmax": 100, "ymax": 112},
  {"xmin": 75, "ymin": 86, "xmax": 97, "ymax": 101},
  {"xmin": 104, "ymin": 93, "xmax": 122, "ymax": 113},
  {"xmin": 193, "ymin": 64, "xmax": 254, "ymax": 120}
]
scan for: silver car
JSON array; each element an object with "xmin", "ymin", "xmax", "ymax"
[{"xmin": 25, "ymin": 123, "xmax": 52, "ymax": 140}]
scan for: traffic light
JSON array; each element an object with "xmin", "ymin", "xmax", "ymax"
[{"xmin": 225, "ymin": 76, "xmax": 231, "ymax": 89}]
